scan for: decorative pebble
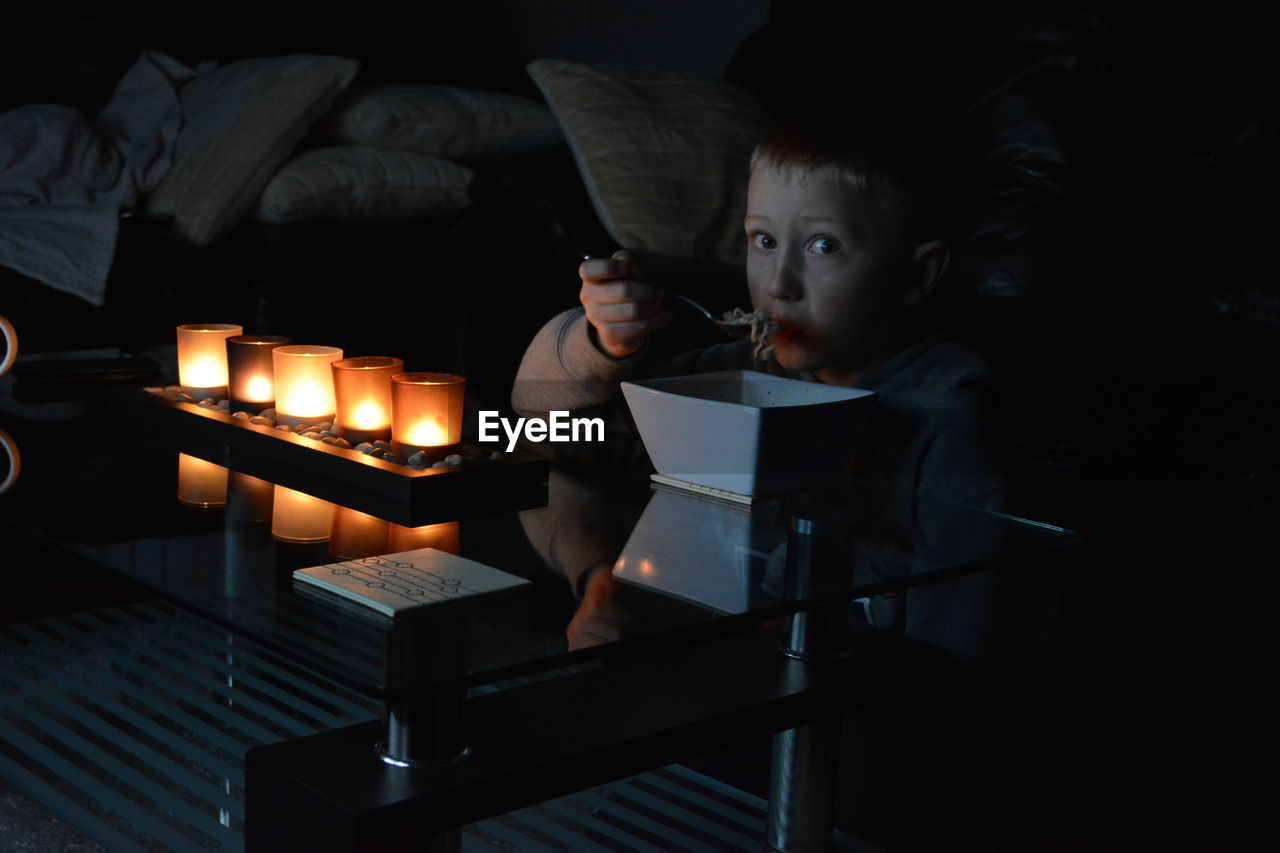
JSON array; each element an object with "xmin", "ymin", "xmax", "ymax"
[
  {"xmin": 321, "ymin": 436, "xmax": 341, "ymax": 445},
  {"xmin": 258, "ymin": 408, "xmax": 277, "ymax": 420},
  {"xmin": 275, "ymin": 424, "xmax": 294, "ymax": 431},
  {"xmin": 314, "ymin": 422, "xmax": 332, "ymax": 432},
  {"xmin": 330, "ymin": 437, "xmax": 351, "ymax": 449},
  {"xmin": 215, "ymin": 399, "xmax": 230, "ymax": 410},
  {"xmin": 300, "ymin": 430, "xmax": 322, "ymax": 440},
  {"xmin": 355, "ymin": 442, "xmax": 375, "ymax": 454},
  {"xmin": 164, "ymin": 385, "xmax": 182, "ymax": 393},
  {"xmin": 431, "ymin": 460, "xmax": 450, "ymax": 469},
  {"xmin": 248, "ymin": 416, "xmax": 274, "ymax": 426},
  {"xmin": 197, "ymin": 398, "xmax": 216, "ymax": 408},
  {"xmin": 372, "ymin": 439, "xmax": 392, "ymax": 449},
  {"xmin": 489, "ymin": 451, "xmax": 503, "ymax": 461},
  {"xmin": 406, "ymin": 451, "xmax": 429, "ymax": 468},
  {"xmin": 176, "ymin": 393, "xmax": 196, "ymax": 403},
  {"xmin": 144, "ymin": 386, "xmax": 163, "ymax": 394},
  {"xmin": 444, "ymin": 454, "xmax": 463, "ymax": 466},
  {"xmin": 232, "ymin": 411, "xmax": 249, "ymax": 420}
]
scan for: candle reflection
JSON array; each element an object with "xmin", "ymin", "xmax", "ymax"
[
  {"xmin": 177, "ymin": 453, "xmax": 229, "ymax": 508},
  {"xmin": 270, "ymin": 485, "xmax": 333, "ymax": 543},
  {"xmin": 388, "ymin": 521, "xmax": 460, "ymax": 555},
  {"xmin": 329, "ymin": 506, "xmax": 390, "ymax": 559}
]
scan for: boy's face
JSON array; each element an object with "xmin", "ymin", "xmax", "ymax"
[{"xmin": 745, "ymin": 161, "xmax": 913, "ymax": 384}]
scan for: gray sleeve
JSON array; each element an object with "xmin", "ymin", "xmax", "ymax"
[{"xmin": 510, "ymin": 308, "xmax": 646, "ymax": 419}]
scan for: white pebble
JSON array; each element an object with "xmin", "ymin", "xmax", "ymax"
[
  {"xmin": 248, "ymin": 416, "xmax": 274, "ymax": 426},
  {"xmin": 176, "ymin": 393, "xmax": 196, "ymax": 403},
  {"xmin": 164, "ymin": 385, "xmax": 182, "ymax": 393},
  {"xmin": 232, "ymin": 411, "xmax": 250, "ymax": 420},
  {"xmin": 384, "ymin": 453, "xmax": 406, "ymax": 465},
  {"xmin": 431, "ymin": 460, "xmax": 450, "ymax": 468},
  {"xmin": 300, "ymin": 431, "xmax": 321, "ymax": 440},
  {"xmin": 315, "ymin": 422, "xmax": 332, "ymax": 432},
  {"xmin": 215, "ymin": 399, "xmax": 230, "ymax": 410},
  {"xmin": 489, "ymin": 451, "xmax": 503, "ymax": 461},
  {"xmin": 330, "ymin": 437, "xmax": 351, "ymax": 449},
  {"xmin": 407, "ymin": 451, "xmax": 429, "ymax": 468},
  {"xmin": 197, "ymin": 397, "xmax": 216, "ymax": 408},
  {"xmin": 259, "ymin": 408, "xmax": 277, "ymax": 420},
  {"xmin": 444, "ymin": 454, "xmax": 463, "ymax": 466},
  {"xmin": 355, "ymin": 442, "xmax": 375, "ymax": 454},
  {"xmin": 275, "ymin": 424, "xmax": 294, "ymax": 431},
  {"xmin": 144, "ymin": 386, "xmax": 163, "ymax": 394}
]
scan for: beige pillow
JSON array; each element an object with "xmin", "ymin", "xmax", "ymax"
[
  {"xmin": 147, "ymin": 54, "xmax": 360, "ymax": 244},
  {"xmin": 527, "ymin": 59, "xmax": 769, "ymax": 265},
  {"xmin": 315, "ymin": 84, "xmax": 562, "ymax": 164},
  {"xmin": 251, "ymin": 146, "xmax": 473, "ymax": 223}
]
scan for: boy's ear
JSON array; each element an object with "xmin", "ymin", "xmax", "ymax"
[{"xmin": 903, "ymin": 240, "xmax": 949, "ymax": 308}]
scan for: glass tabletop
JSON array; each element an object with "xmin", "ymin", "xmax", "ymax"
[{"xmin": 0, "ymin": 378, "xmax": 1078, "ymax": 701}]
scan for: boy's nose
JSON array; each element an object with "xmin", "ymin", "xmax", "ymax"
[{"xmin": 766, "ymin": 257, "xmax": 802, "ymax": 301}]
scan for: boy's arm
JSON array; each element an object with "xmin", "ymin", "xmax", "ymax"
[{"xmin": 511, "ymin": 307, "xmax": 647, "ymax": 419}]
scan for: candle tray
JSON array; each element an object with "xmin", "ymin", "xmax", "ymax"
[{"xmin": 125, "ymin": 389, "xmax": 548, "ymax": 526}]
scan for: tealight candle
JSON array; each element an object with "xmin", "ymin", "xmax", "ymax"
[
  {"xmin": 272, "ymin": 345, "xmax": 343, "ymax": 428},
  {"xmin": 177, "ymin": 453, "xmax": 229, "ymax": 508},
  {"xmin": 331, "ymin": 356, "xmax": 403, "ymax": 445},
  {"xmin": 387, "ymin": 521, "xmax": 460, "ymax": 555},
  {"xmin": 176, "ymin": 324, "xmax": 242, "ymax": 400},
  {"xmin": 270, "ymin": 485, "xmax": 333, "ymax": 543},
  {"xmin": 390, "ymin": 372, "xmax": 465, "ymax": 459},
  {"xmin": 329, "ymin": 505, "xmax": 390, "ymax": 559},
  {"xmin": 227, "ymin": 335, "xmax": 291, "ymax": 414}
]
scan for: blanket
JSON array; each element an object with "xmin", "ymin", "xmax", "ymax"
[{"xmin": 0, "ymin": 51, "xmax": 202, "ymax": 306}]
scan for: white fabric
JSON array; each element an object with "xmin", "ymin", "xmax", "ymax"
[{"xmin": 0, "ymin": 51, "xmax": 201, "ymax": 305}]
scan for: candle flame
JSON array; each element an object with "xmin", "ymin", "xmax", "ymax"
[
  {"xmin": 185, "ymin": 357, "xmax": 226, "ymax": 388},
  {"xmin": 406, "ymin": 418, "xmax": 449, "ymax": 447},
  {"xmin": 279, "ymin": 380, "xmax": 332, "ymax": 417},
  {"xmin": 245, "ymin": 374, "xmax": 273, "ymax": 402},
  {"xmin": 349, "ymin": 401, "xmax": 388, "ymax": 430}
]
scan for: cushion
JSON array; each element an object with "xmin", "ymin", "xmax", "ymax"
[
  {"xmin": 251, "ymin": 145, "xmax": 473, "ymax": 223},
  {"xmin": 146, "ymin": 54, "xmax": 360, "ymax": 244},
  {"xmin": 314, "ymin": 84, "xmax": 562, "ymax": 164},
  {"xmin": 526, "ymin": 59, "xmax": 769, "ymax": 265}
]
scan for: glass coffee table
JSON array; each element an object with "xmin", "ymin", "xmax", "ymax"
[{"xmin": 0, "ymin": 370, "xmax": 1078, "ymax": 852}]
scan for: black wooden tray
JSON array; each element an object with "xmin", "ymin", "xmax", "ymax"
[{"xmin": 124, "ymin": 389, "xmax": 548, "ymax": 526}]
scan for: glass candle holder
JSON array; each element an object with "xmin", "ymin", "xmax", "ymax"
[
  {"xmin": 270, "ymin": 485, "xmax": 333, "ymax": 543},
  {"xmin": 227, "ymin": 335, "xmax": 291, "ymax": 414},
  {"xmin": 388, "ymin": 520, "xmax": 460, "ymax": 555},
  {"xmin": 176, "ymin": 323, "xmax": 243, "ymax": 400},
  {"xmin": 332, "ymin": 356, "xmax": 403, "ymax": 445},
  {"xmin": 272, "ymin": 345, "xmax": 343, "ymax": 428},
  {"xmin": 329, "ymin": 505, "xmax": 390, "ymax": 559},
  {"xmin": 177, "ymin": 453, "xmax": 229, "ymax": 508},
  {"xmin": 390, "ymin": 373, "xmax": 466, "ymax": 459}
]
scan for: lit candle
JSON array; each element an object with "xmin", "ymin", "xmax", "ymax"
[
  {"xmin": 272, "ymin": 345, "xmax": 343, "ymax": 428},
  {"xmin": 329, "ymin": 505, "xmax": 390, "ymax": 559},
  {"xmin": 227, "ymin": 335, "xmax": 291, "ymax": 414},
  {"xmin": 331, "ymin": 356, "xmax": 403, "ymax": 445},
  {"xmin": 390, "ymin": 372, "xmax": 465, "ymax": 459},
  {"xmin": 270, "ymin": 485, "xmax": 334, "ymax": 543},
  {"xmin": 176, "ymin": 324, "xmax": 243, "ymax": 400},
  {"xmin": 387, "ymin": 520, "xmax": 460, "ymax": 555},
  {"xmin": 177, "ymin": 453, "xmax": 229, "ymax": 508}
]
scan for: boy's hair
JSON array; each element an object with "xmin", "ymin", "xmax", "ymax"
[{"xmin": 751, "ymin": 88, "xmax": 945, "ymax": 244}]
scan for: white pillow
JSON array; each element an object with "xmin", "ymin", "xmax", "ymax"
[
  {"xmin": 251, "ymin": 146, "xmax": 473, "ymax": 223},
  {"xmin": 315, "ymin": 84, "xmax": 562, "ymax": 164},
  {"xmin": 147, "ymin": 54, "xmax": 360, "ymax": 243},
  {"xmin": 527, "ymin": 59, "xmax": 769, "ymax": 265}
]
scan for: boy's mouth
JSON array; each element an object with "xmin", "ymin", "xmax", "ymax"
[{"xmin": 769, "ymin": 318, "xmax": 800, "ymax": 344}]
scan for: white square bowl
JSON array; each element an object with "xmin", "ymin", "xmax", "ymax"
[{"xmin": 621, "ymin": 370, "xmax": 877, "ymax": 496}]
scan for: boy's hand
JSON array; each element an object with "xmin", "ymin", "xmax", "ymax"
[{"xmin": 579, "ymin": 250, "xmax": 670, "ymax": 359}]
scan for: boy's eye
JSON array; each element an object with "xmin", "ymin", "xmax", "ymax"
[
  {"xmin": 752, "ymin": 233, "xmax": 776, "ymax": 250},
  {"xmin": 808, "ymin": 236, "xmax": 841, "ymax": 255}
]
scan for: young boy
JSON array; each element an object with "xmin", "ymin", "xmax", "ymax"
[{"xmin": 513, "ymin": 90, "xmax": 1005, "ymax": 511}]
